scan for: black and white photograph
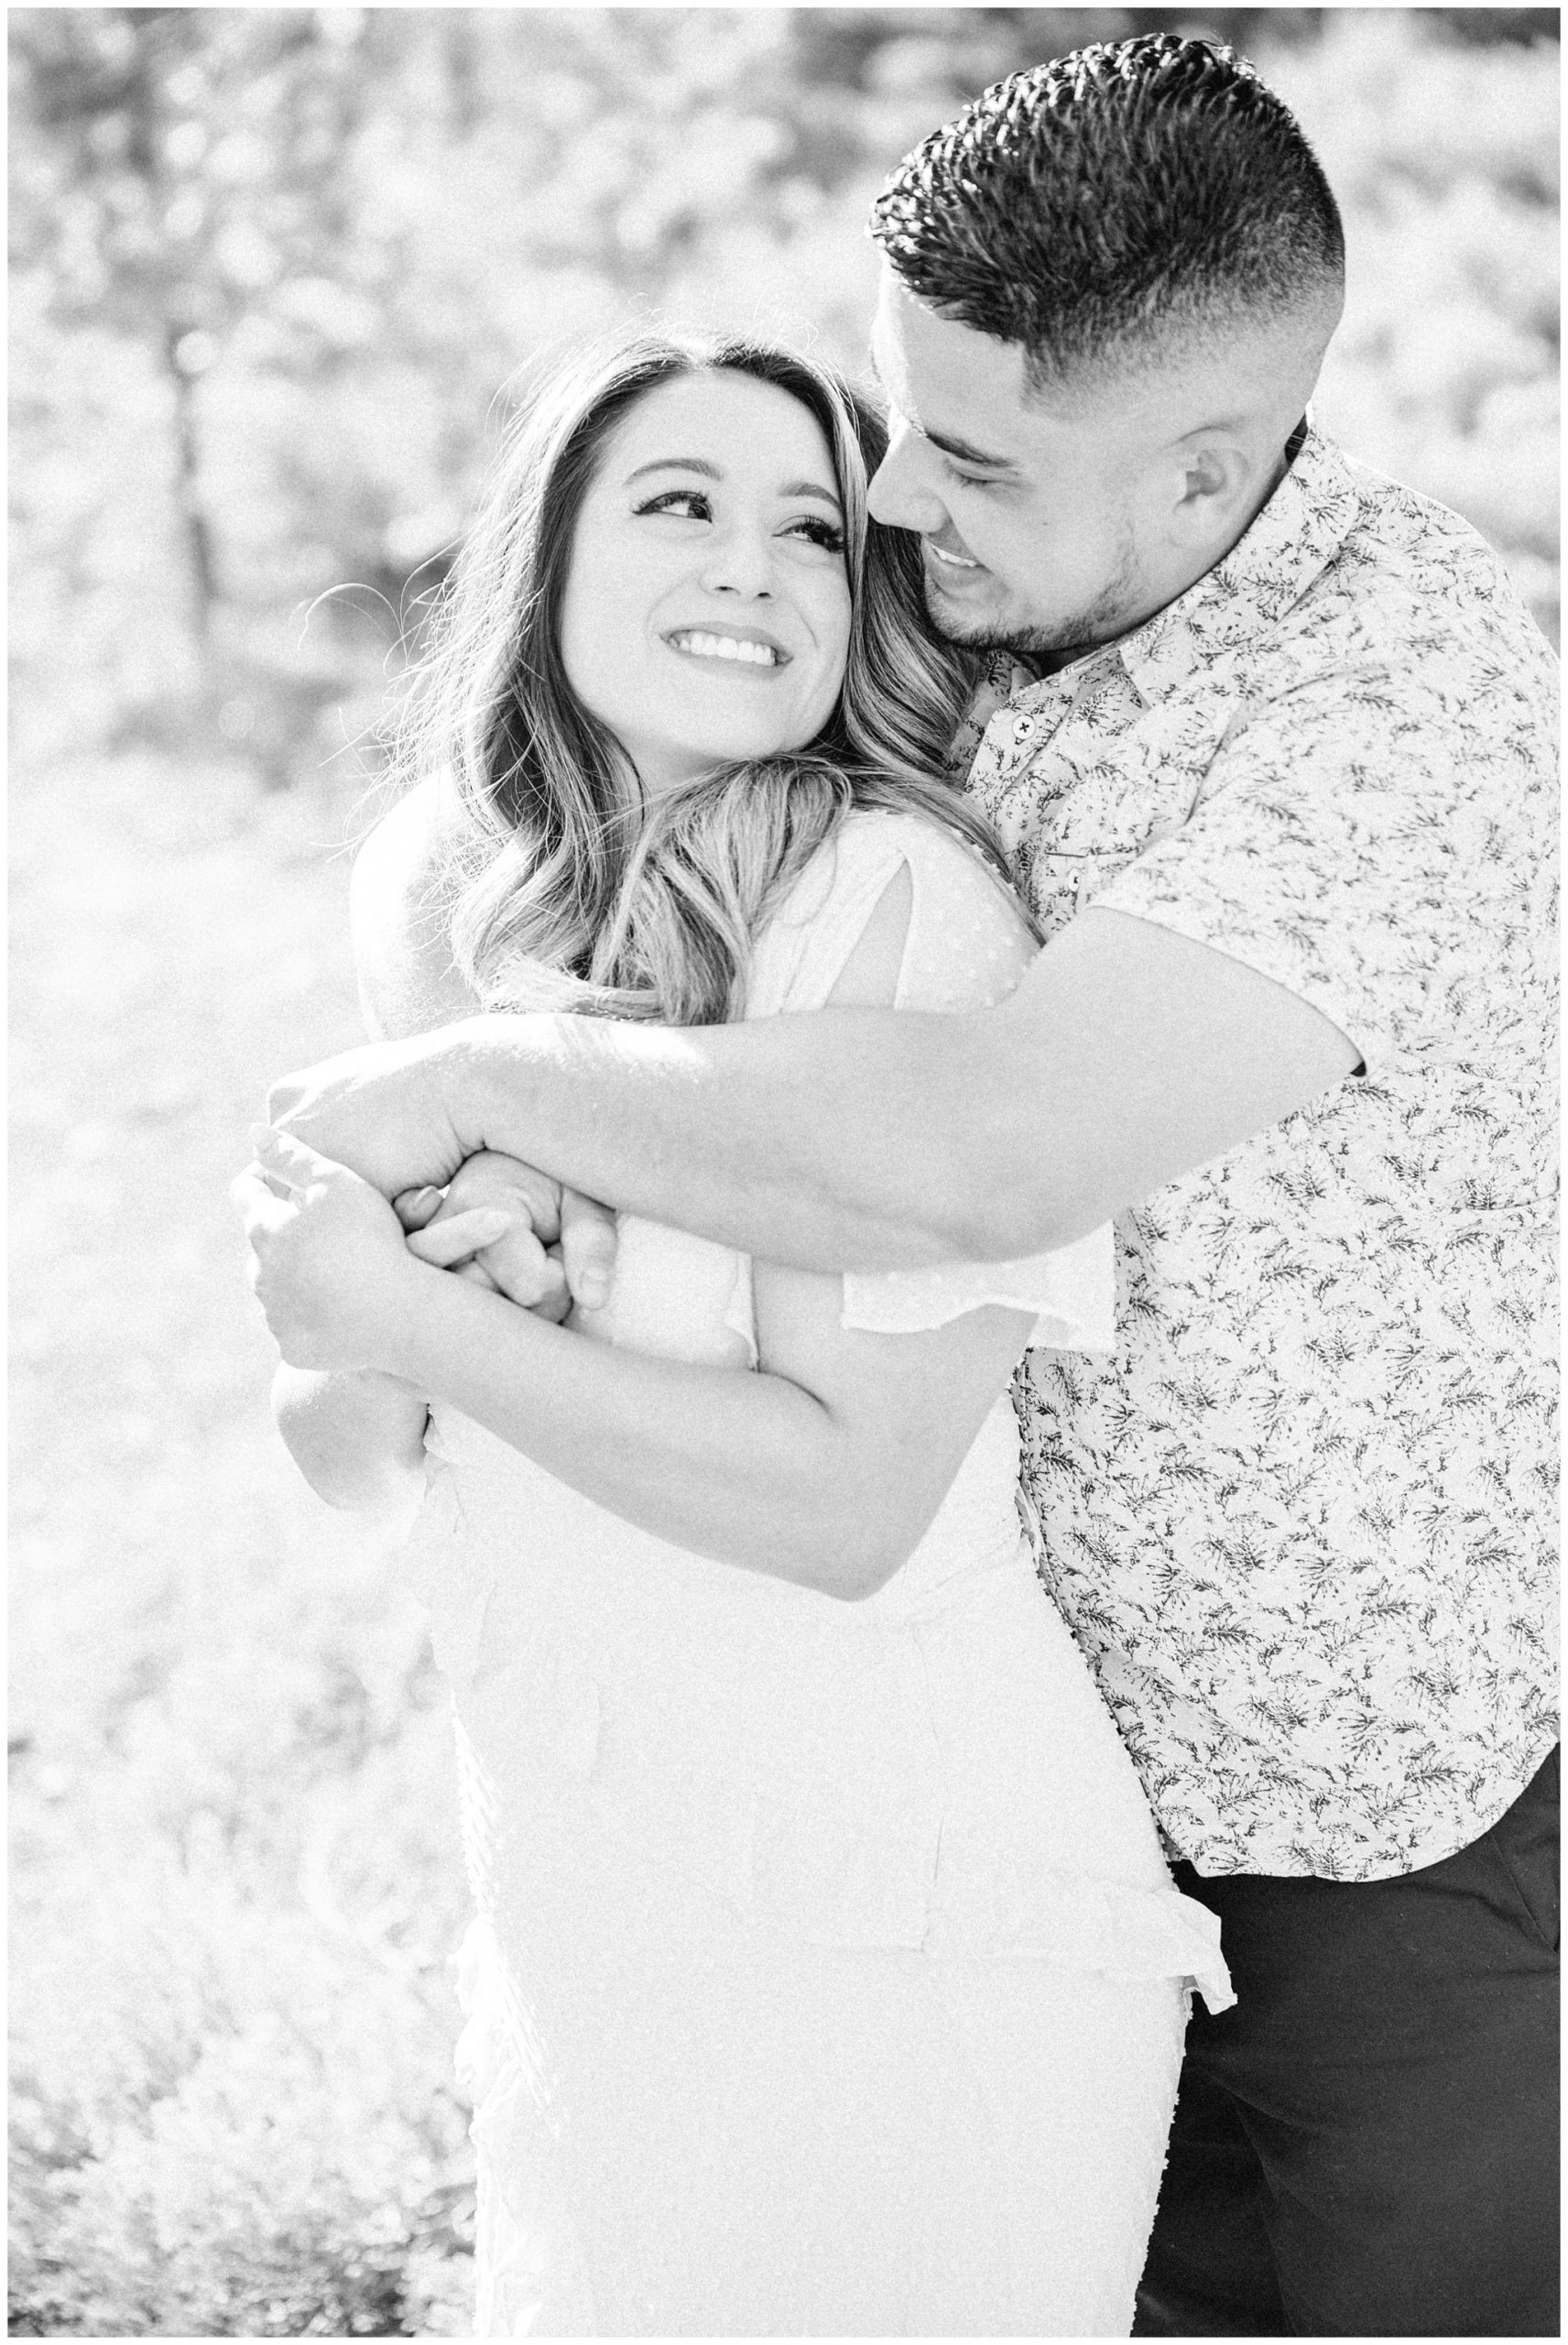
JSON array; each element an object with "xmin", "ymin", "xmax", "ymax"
[{"xmin": 10, "ymin": 7, "xmax": 1558, "ymax": 2338}]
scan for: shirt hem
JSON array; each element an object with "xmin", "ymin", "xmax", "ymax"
[{"xmin": 1162, "ymin": 1729, "xmax": 1562, "ymax": 1883}]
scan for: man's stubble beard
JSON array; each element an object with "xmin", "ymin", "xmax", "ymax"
[{"xmin": 923, "ymin": 523, "xmax": 1145, "ymax": 665}]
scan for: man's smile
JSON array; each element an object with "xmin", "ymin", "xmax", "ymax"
[{"xmin": 924, "ymin": 535, "xmax": 987, "ymax": 585}]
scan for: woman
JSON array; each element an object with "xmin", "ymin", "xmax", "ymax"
[{"xmin": 234, "ymin": 333, "xmax": 1229, "ymax": 2337}]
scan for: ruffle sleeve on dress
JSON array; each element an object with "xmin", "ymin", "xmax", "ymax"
[
  {"xmin": 923, "ymin": 1851, "xmax": 1235, "ymax": 2014},
  {"xmin": 841, "ymin": 1221, "xmax": 1115, "ymax": 1351}
]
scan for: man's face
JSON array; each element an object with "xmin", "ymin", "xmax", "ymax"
[{"xmin": 866, "ymin": 267, "xmax": 1159, "ymax": 662}]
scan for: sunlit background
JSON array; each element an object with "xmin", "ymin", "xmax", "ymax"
[{"xmin": 10, "ymin": 9, "xmax": 1559, "ymax": 2335}]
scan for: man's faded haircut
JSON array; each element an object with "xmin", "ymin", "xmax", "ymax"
[{"xmin": 870, "ymin": 33, "xmax": 1345, "ymax": 393}]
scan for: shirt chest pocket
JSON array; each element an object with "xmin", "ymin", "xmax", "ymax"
[{"xmin": 1021, "ymin": 693, "xmax": 1237, "ymax": 934}]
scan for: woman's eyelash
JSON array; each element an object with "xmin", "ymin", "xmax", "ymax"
[
  {"xmin": 942, "ymin": 462, "xmax": 999, "ymax": 493},
  {"xmin": 632, "ymin": 492, "xmax": 844, "ymax": 553},
  {"xmin": 634, "ymin": 489, "xmax": 710, "ymax": 518}
]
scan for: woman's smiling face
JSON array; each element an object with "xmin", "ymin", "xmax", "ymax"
[{"xmin": 559, "ymin": 370, "xmax": 854, "ymax": 792}]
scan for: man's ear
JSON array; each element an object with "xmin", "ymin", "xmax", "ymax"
[{"xmin": 1168, "ymin": 431, "xmax": 1257, "ymax": 547}]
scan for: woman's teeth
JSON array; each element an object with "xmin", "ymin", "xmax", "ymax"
[
  {"xmin": 928, "ymin": 542, "xmax": 981, "ymax": 570},
  {"xmin": 670, "ymin": 631, "xmax": 779, "ymax": 666}
]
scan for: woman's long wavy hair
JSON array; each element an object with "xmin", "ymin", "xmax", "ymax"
[{"xmin": 389, "ymin": 331, "xmax": 1018, "ymax": 1026}]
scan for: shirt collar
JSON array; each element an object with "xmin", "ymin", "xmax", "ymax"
[{"xmin": 1116, "ymin": 426, "xmax": 1363, "ymax": 703}]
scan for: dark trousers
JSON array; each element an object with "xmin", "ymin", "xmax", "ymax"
[{"xmin": 1134, "ymin": 1747, "xmax": 1559, "ymax": 2338}]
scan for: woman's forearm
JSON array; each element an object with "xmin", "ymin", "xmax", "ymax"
[
  {"xmin": 272, "ymin": 1363, "xmax": 430, "ymax": 1515},
  {"xmin": 375, "ymin": 1259, "xmax": 924, "ymax": 1599}
]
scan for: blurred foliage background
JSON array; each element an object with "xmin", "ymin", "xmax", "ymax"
[
  {"xmin": 9, "ymin": 3, "xmax": 1560, "ymax": 779},
  {"xmin": 9, "ymin": 8, "xmax": 1560, "ymax": 2336}
]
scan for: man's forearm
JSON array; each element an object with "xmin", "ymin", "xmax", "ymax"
[
  {"xmin": 442, "ymin": 1003, "xmax": 1026, "ymax": 1274},
  {"xmin": 272, "ymin": 910, "xmax": 1360, "ymax": 1275},
  {"xmin": 269, "ymin": 1000, "xmax": 1027, "ymax": 1273},
  {"xmin": 410, "ymin": 904, "xmax": 1360, "ymax": 1269}
]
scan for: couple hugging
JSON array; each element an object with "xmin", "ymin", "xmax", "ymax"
[{"xmin": 234, "ymin": 34, "xmax": 1558, "ymax": 2340}]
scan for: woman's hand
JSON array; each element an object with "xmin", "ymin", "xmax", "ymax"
[{"xmin": 233, "ymin": 1126, "xmax": 441, "ymax": 1373}]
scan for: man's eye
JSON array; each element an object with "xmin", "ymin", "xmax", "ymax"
[
  {"xmin": 635, "ymin": 490, "xmax": 711, "ymax": 519},
  {"xmin": 942, "ymin": 462, "xmax": 1000, "ymax": 494}
]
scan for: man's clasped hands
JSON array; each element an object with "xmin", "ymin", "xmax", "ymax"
[{"xmin": 237, "ymin": 1127, "xmax": 619, "ymax": 1378}]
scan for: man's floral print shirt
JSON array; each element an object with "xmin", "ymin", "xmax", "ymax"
[{"xmin": 964, "ymin": 429, "xmax": 1558, "ymax": 1880}]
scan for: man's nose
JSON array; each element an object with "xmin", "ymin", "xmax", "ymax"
[{"xmin": 867, "ymin": 422, "xmax": 948, "ymax": 536}]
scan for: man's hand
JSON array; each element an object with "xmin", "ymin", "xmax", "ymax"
[
  {"xmin": 267, "ymin": 1028, "xmax": 471, "ymax": 1195},
  {"xmin": 267, "ymin": 1026, "xmax": 617, "ymax": 1311},
  {"xmin": 395, "ymin": 1151, "xmax": 616, "ymax": 1320}
]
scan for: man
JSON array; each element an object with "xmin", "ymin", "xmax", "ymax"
[{"xmin": 273, "ymin": 36, "xmax": 1558, "ymax": 2336}]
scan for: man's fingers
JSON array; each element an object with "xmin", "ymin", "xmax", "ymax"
[
  {"xmin": 453, "ymin": 1258, "xmax": 502, "ymax": 1292},
  {"xmin": 468, "ymin": 1160, "xmax": 561, "ymax": 1248},
  {"xmin": 526, "ymin": 1254, "xmax": 572, "ymax": 1319},
  {"xmin": 481, "ymin": 1240, "xmax": 569, "ymax": 1314},
  {"xmin": 394, "ymin": 1185, "xmax": 445, "ymax": 1232},
  {"xmin": 405, "ymin": 1207, "xmax": 515, "ymax": 1268},
  {"xmin": 559, "ymin": 1188, "xmax": 617, "ymax": 1311}
]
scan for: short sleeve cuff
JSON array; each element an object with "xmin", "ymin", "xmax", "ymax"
[{"xmin": 1092, "ymin": 857, "xmax": 1372, "ymax": 1073}]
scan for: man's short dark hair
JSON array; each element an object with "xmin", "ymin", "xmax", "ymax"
[{"xmin": 870, "ymin": 33, "xmax": 1345, "ymax": 387}]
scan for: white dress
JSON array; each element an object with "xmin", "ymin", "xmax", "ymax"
[{"xmin": 404, "ymin": 811, "xmax": 1232, "ymax": 2338}]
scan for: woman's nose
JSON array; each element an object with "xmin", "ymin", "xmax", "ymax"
[
  {"xmin": 867, "ymin": 421, "xmax": 948, "ymax": 536},
  {"xmin": 699, "ymin": 521, "xmax": 776, "ymax": 598}
]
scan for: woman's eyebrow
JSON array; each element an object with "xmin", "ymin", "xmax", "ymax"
[
  {"xmin": 625, "ymin": 457, "xmax": 722, "ymax": 484},
  {"xmin": 778, "ymin": 478, "xmax": 842, "ymax": 508},
  {"xmin": 625, "ymin": 457, "xmax": 841, "ymax": 507}
]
